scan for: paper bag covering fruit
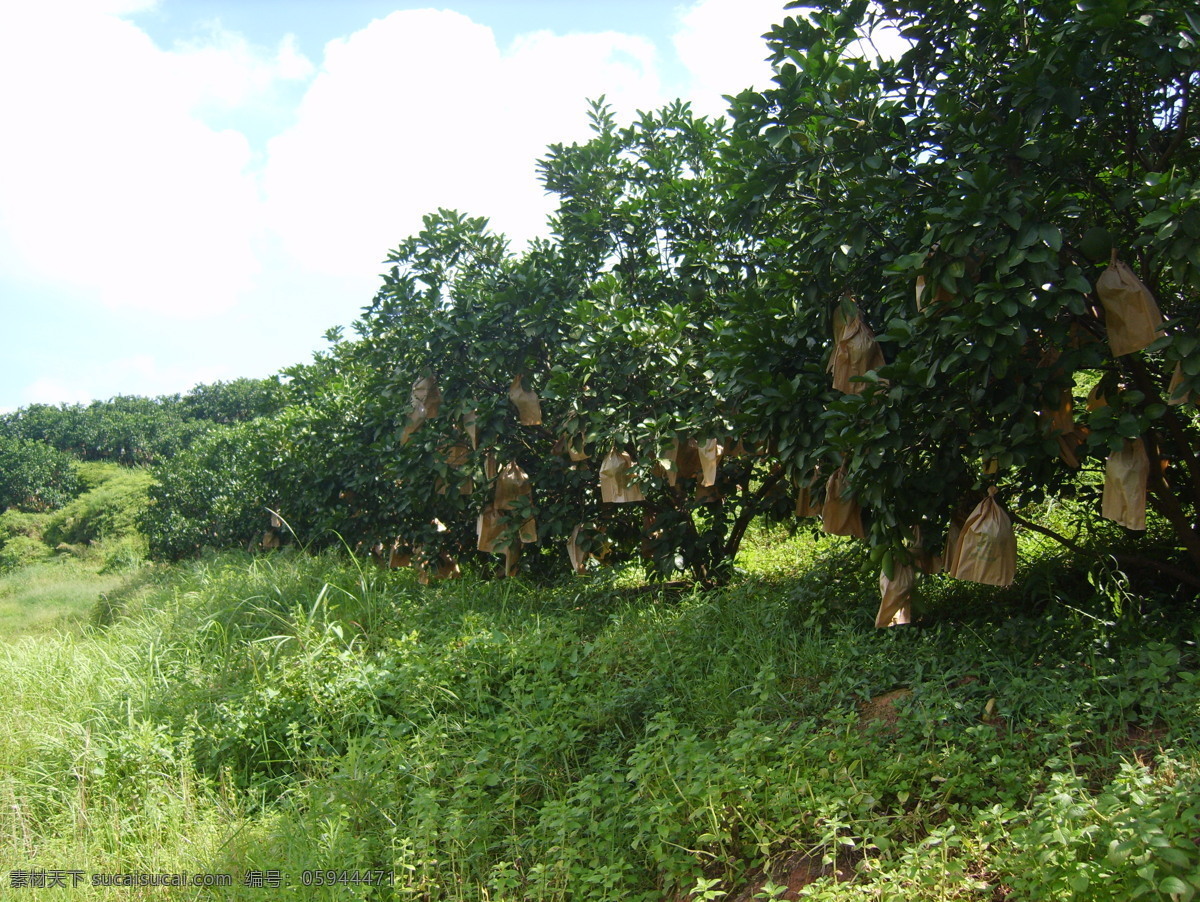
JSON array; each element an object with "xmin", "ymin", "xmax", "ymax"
[
  {"xmin": 439, "ymin": 443, "xmax": 473, "ymax": 496},
  {"xmin": 389, "ymin": 540, "xmax": 412, "ymax": 569},
  {"xmin": 503, "ymin": 543, "xmax": 520, "ymax": 578},
  {"xmin": 829, "ymin": 299, "xmax": 885, "ymax": 394},
  {"xmin": 660, "ymin": 437, "xmax": 702, "ymax": 485},
  {"xmin": 907, "ymin": 525, "xmax": 937, "ymax": 575},
  {"xmin": 794, "ymin": 469, "xmax": 823, "ymax": 518},
  {"xmin": 463, "ymin": 409, "xmax": 479, "ymax": 449},
  {"xmin": 1168, "ymin": 363, "xmax": 1197, "ymax": 407},
  {"xmin": 698, "ymin": 438, "xmax": 723, "ymax": 487},
  {"xmin": 565, "ymin": 432, "xmax": 590, "ymax": 462},
  {"xmin": 876, "ymin": 564, "xmax": 913, "ymax": 628},
  {"xmin": 567, "ymin": 524, "xmax": 588, "ymax": 574},
  {"xmin": 508, "ymin": 375, "xmax": 543, "ymax": 426},
  {"xmin": 657, "ymin": 440, "xmax": 680, "ymax": 487},
  {"xmin": 599, "ymin": 450, "xmax": 645, "ymax": 503},
  {"xmin": 417, "ymin": 552, "xmax": 460, "ymax": 584},
  {"xmin": 822, "ymin": 465, "xmax": 865, "ymax": 538},
  {"xmin": 1095, "ymin": 251, "xmax": 1165, "ymax": 357},
  {"xmin": 1039, "ymin": 390, "xmax": 1088, "ymax": 468},
  {"xmin": 725, "ymin": 437, "xmax": 750, "ymax": 458},
  {"xmin": 1102, "ymin": 438, "xmax": 1149, "ymax": 530},
  {"xmin": 567, "ymin": 525, "xmax": 610, "ymax": 574},
  {"xmin": 401, "ymin": 375, "xmax": 441, "ymax": 444},
  {"xmin": 493, "ymin": 461, "xmax": 537, "ymax": 543},
  {"xmin": 477, "ymin": 506, "xmax": 504, "ymax": 554},
  {"xmin": 937, "ymin": 515, "xmax": 964, "ymax": 575},
  {"xmin": 914, "ymin": 245, "xmax": 957, "ymax": 311},
  {"xmin": 947, "ymin": 487, "xmax": 1016, "ymax": 587}
]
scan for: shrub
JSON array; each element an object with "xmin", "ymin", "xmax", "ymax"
[
  {"xmin": 0, "ymin": 534, "xmax": 51, "ymax": 572},
  {"xmin": 0, "ymin": 436, "xmax": 79, "ymax": 512},
  {"xmin": 43, "ymin": 466, "xmax": 153, "ymax": 547}
]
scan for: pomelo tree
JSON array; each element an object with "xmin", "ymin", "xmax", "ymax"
[{"xmin": 714, "ymin": 0, "xmax": 1200, "ymax": 584}]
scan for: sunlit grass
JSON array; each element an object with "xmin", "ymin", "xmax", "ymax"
[
  {"xmin": 0, "ymin": 558, "xmax": 128, "ymax": 637},
  {"xmin": 0, "ymin": 529, "xmax": 1196, "ymax": 900}
]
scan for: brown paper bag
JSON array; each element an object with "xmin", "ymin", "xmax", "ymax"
[
  {"xmin": 698, "ymin": 438, "xmax": 723, "ymax": 487},
  {"xmin": 1095, "ymin": 252, "xmax": 1165, "ymax": 357},
  {"xmin": 725, "ymin": 438, "xmax": 750, "ymax": 458},
  {"xmin": 822, "ymin": 465, "xmax": 865, "ymax": 538},
  {"xmin": 938, "ymin": 516, "xmax": 964, "ymax": 575},
  {"xmin": 914, "ymin": 245, "xmax": 956, "ymax": 311},
  {"xmin": 829, "ymin": 302, "xmax": 885, "ymax": 394},
  {"xmin": 508, "ymin": 375, "xmax": 543, "ymax": 426},
  {"xmin": 566, "ymin": 432, "xmax": 590, "ymax": 462},
  {"xmin": 477, "ymin": 506, "xmax": 504, "ymax": 553},
  {"xmin": 463, "ymin": 409, "xmax": 479, "ymax": 449},
  {"xmin": 567, "ymin": 524, "xmax": 587, "ymax": 574},
  {"xmin": 1168, "ymin": 363, "xmax": 1197, "ymax": 406},
  {"xmin": 674, "ymin": 438, "xmax": 702, "ymax": 481},
  {"xmin": 389, "ymin": 540, "xmax": 412, "ymax": 569},
  {"xmin": 1040, "ymin": 389, "xmax": 1086, "ymax": 468},
  {"xmin": 658, "ymin": 440, "xmax": 680, "ymax": 487},
  {"xmin": 908, "ymin": 526, "xmax": 937, "ymax": 575},
  {"xmin": 915, "ymin": 275, "xmax": 954, "ymax": 311},
  {"xmin": 948, "ymin": 487, "xmax": 1016, "ymax": 587},
  {"xmin": 566, "ymin": 524, "xmax": 612, "ymax": 574},
  {"xmin": 876, "ymin": 564, "xmax": 913, "ymax": 628},
  {"xmin": 599, "ymin": 451, "xmax": 645, "ymax": 503},
  {"xmin": 503, "ymin": 543, "xmax": 520, "ymax": 578},
  {"xmin": 401, "ymin": 375, "xmax": 441, "ymax": 444},
  {"xmin": 412, "ymin": 375, "xmax": 441, "ymax": 419},
  {"xmin": 794, "ymin": 469, "xmax": 823, "ymax": 518},
  {"xmin": 493, "ymin": 462, "xmax": 537, "ymax": 543},
  {"xmin": 1102, "ymin": 438, "xmax": 1149, "ymax": 530},
  {"xmin": 417, "ymin": 553, "xmax": 460, "ymax": 584},
  {"xmin": 439, "ymin": 447, "xmax": 473, "ymax": 495}
]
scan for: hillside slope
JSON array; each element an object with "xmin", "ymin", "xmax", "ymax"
[{"xmin": 1, "ymin": 529, "xmax": 1198, "ymax": 900}]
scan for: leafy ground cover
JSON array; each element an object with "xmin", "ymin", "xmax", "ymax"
[{"xmin": 0, "ymin": 524, "xmax": 1198, "ymax": 900}]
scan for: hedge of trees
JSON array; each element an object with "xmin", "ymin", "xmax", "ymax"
[
  {"xmin": 141, "ymin": 0, "xmax": 1199, "ymax": 598},
  {"xmin": 0, "ymin": 436, "xmax": 80, "ymax": 512},
  {"xmin": 0, "ymin": 378, "xmax": 284, "ymax": 467}
]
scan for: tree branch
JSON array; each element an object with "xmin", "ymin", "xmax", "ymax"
[{"xmin": 1008, "ymin": 509, "xmax": 1200, "ymax": 590}]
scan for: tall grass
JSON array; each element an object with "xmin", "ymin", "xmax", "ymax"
[{"xmin": 0, "ymin": 528, "xmax": 1197, "ymax": 900}]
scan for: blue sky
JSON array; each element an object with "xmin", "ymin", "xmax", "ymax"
[{"xmin": 0, "ymin": 0, "xmax": 792, "ymax": 412}]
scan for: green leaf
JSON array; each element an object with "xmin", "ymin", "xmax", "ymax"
[{"xmin": 1158, "ymin": 876, "xmax": 1190, "ymax": 897}]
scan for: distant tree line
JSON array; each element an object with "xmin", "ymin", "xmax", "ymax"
[
  {"xmin": 0, "ymin": 378, "xmax": 285, "ymax": 468},
  {"xmin": 0, "ymin": 378, "xmax": 284, "ymax": 515}
]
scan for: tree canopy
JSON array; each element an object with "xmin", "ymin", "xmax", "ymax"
[{"xmin": 140, "ymin": 0, "xmax": 1200, "ymax": 600}]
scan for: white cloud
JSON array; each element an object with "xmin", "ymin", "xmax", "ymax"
[
  {"xmin": 851, "ymin": 20, "xmax": 911, "ymax": 63},
  {"xmin": 0, "ymin": 2, "xmax": 308, "ymax": 318},
  {"xmin": 671, "ymin": 0, "xmax": 786, "ymax": 117},
  {"xmin": 262, "ymin": 10, "xmax": 664, "ymax": 278},
  {"xmin": 171, "ymin": 28, "xmax": 314, "ymax": 112}
]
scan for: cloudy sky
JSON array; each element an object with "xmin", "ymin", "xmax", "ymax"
[{"xmin": 0, "ymin": 0, "xmax": 792, "ymax": 412}]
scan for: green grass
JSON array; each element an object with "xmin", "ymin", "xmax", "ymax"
[
  {"xmin": 0, "ymin": 527, "xmax": 1197, "ymax": 900},
  {"xmin": 0, "ymin": 559, "xmax": 133, "ymax": 637}
]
